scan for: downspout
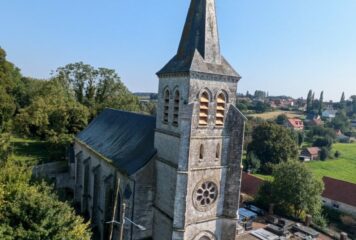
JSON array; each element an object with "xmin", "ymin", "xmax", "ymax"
[{"xmin": 130, "ymin": 179, "xmax": 136, "ymax": 240}]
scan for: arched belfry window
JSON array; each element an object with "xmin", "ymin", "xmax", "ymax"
[
  {"xmin": 199, "ymin": 144, "xmax": 204, "ymax": 160},
  {"xmin": 216, "ymin": 143, "xmax": 220, "ymax": 160},
  {"xmin": 173, "ymin": 90, "xmax": 180, "ymax": 126},
  {"xmin": 163, "ymin": 89, "xmax": 170, "ymax": 124},
  {"xmin": 216, "ymin": 93, "xmax": 226, "ymax": 126},
  {"xmin": 199, "ymin": 92, "xmax": 210, "ymax": 126}
]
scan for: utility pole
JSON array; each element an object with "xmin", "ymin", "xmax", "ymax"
[
  {"xmin": 109, "ymin": 176, "xmax": 121, "ymax": 240},
  {"xmin": 119, "ymin": 203, "xmax": 126, "ymax": 240}
]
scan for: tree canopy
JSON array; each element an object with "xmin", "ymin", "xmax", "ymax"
[
  {"xmin": 257, "ymin": 161, "xmax": 324, "ymax": 219},
  {"xmin": 247, "ymin": 122, "xmax": 298, "ymax": 173},
  {"xmin": 54, "ymin": 62, "xmax": 141, "ymax": 116},
  {"xmin": 0, "ymin": 159, "xmax": 91, "ymax": 240}
]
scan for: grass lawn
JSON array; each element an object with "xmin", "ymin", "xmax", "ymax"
[
  {"xmin": 253, "ymin": 143, "xmax": 356, "ymax": 184},
  {"xmin": 247, "ymin": 110, "xmax": 304, "ymax": 120},
  {"xmin": 252, "ymin": 174, "xmax": 273, "ymax": 181},
  {"xmin": 11, "ymin": 136, "xmax": 63, "ymax": 165},
  {"xmin": 306, "ymin": 143, "xmax": 356, "ymax": 184}
]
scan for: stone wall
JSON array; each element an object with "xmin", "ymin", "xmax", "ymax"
[
  {"xmin": 323, "ymin": 197, "xmax": 356, "ymax": 217},
  {"xmin": 73, "ymin": 141, "xmax": 155, "ymax": 240}
]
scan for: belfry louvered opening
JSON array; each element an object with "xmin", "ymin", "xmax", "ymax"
[
  {"xmin": 199, "ymin": 92, "xmax": 209, "ymax": 126},
  {"xmin": 216, "ymin": 93, "xmax": 226, "ymax": 126},
  {"xmin": 173, "ymin": 90, "xmax": 180, "ymax": 126},
  {"xmin": 163, "ymin": 89, "xmax": 170, "ymax": 124}
]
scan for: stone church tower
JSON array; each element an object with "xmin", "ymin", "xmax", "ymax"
[{"xmin": 153, "ymin": 0, "xmax": 246, "ymax": 240}]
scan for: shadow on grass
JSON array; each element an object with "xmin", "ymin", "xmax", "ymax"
[{"xmin": 12, "ymin": 138, "xmax": 66, "ymax": 165}]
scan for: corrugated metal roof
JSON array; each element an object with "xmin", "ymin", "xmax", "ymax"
[{"xmin": 76, "ymin": 108, "xmax": 157, "ymax": 175}]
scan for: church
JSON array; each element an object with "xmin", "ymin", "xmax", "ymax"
[{"xmin": 70, "ymin": 0, "xmax": 246, "ymax": 239}]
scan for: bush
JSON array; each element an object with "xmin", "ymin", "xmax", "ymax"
[
  {"xmin": 320, "ymin": 147, "xmax": 329, "ymax": 161},
  {"xmin": 245, "ymin": 152, "xmax": 261, "ymax": 173},
  {"xmin": 313, "ymin": 213, "xmax": 328, "ymax": 229},
  {"xmin": 313, "ymin": 137, "xmax": 333, "ymax": 149}
]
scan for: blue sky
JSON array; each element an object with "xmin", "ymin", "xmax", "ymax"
[{"xmin": 1, "ymin": 0, "xmax": 356, "ymax": 101}]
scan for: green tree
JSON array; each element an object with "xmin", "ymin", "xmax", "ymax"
[
  {"xmin": 294, "ymin": 131, "xmax": 305, "ymax": 147},
  {"xmin": 340, "ymin": 92, "xmax": 346, "ymax": 104},
  {"xmin": 258, "ymin": 161, "xmax": 324, "ymax": 218},
  {"xmin": 0, "ymin": 160, "xmax": 91, "ymax": 240},
  {"xmin": 319, "ymin": 91, "xmax": 324, "ymax": 115},
  {"xmin": 330, "ymin": 111, "xmax": 350, "ymax": 132},
  {"xmin": 0, "ymin": 134, "xmax": 11, "ymax": 163},
  {"xmin": 313, "ymin": 137, "xmax": 333, "ymax": 149},
  {"xmin": 245, "ymin": 152, "xmax": 261, "ymax": 173},
  {"xmin": 307, "ymin": 126, "xmax": 336, "ymax": 140},
  {"xmin": 0, "ymin": 87, "xmax": 16, "ymax": 132},
  {"xmin": 247, "ymin": 122, "xmax": 299, "ymax": 173},
  {"xmin": 351, "ymin": 95, "xmax": 356, "ymax": 114},
  {"xmin": 55, "ymin": 62, "xmax": 141, "ymax": 116},
  {"xmin": 306, "ymin": 90, "xmax": 313, "ymax": 113},
  {"xmin": 254, "ymin": 101, "xmax": 270, "ymax": 113},
  {"xmin": 320, "ymin": 147, "xmax": 329, "ymax": 161},
  {"xmin": 275, "ymin": 114, "xmax": 288, "ymax": 125},
  {"xmin": 14, "ymin": 79, "xmax": 89, "ymax": 143}
]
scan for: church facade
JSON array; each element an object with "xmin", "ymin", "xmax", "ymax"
[{"xmin": 71, "ymin": 0, "xmax": 246, "ymax": 239}]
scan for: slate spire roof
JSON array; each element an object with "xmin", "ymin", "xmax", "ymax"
[{"xmin": 157, "ymin": 0, "xmax": 240, "ymax": 78}]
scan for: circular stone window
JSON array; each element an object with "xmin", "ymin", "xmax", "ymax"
[{"xmin": 193, "ymin": 181, "xmax": 218, "ymax": 211}]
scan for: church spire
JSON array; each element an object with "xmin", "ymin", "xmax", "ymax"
[
  {"xmin": 177, "ymin": 0, "xmax": 221, "ymax": 64},
  {"xmin": 157, "ymin": 0, "xmax": 240, "ymax": 78}
]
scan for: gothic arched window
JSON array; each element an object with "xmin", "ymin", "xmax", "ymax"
[
  {"xmin": 216, "ymin": 93, "xmax": 226, "ymax": 126},
  {"xmin": 163, "ymin": 89, "xmax": 170, "ymax": 124},
  {"xmin": 199, "ymin": 92, "xmax": 210, "ymax": 126},
  {"xmin": 173, "ymin": 90, "xmax": 180, "ymax": 126},
  {"xmin": 199, "ymin": 144, "xmax": 204, "ymax": 160}
]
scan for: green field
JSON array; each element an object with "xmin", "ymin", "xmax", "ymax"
[
  {"xmin": 247, "ymin": 110, "xmax": 304, "ymax": 120},
  {"xmin": 253, "ymin": 143, "xmax": 356, "ymax": 184},
  {"xmin": 306, "ymin": 143, "xmax": 356, "ymax": 184}
]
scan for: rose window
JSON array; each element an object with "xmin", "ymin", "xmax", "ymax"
[{"xmin": 194, "ymin": 181, "xmax": 218, "ymax": 209}]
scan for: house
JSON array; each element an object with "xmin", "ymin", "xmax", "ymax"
[
  {"xmin": 336, "ymin": 129, "xmax": 350, "ymax": 143},
  {"xmin": 71, "ymin": 1, "xmax": 246, "ymax": 239},
  {"xmin": 306, "ymin": 113, "xmax": 320, "ymax": 121},
  {"xmin": 322, "ymin": 177, "xmax": 356, "ymax": 216},
  {"xmin": 300, "ymin": 147, "xmax": 321, "ymax": 161},
  {"xmin": 284, "ymin": 118, "xmax": 304, "ymax": 131},
  {"xmin": 322, "ymin": 109, "xmax": 337, "ymax": 120}
]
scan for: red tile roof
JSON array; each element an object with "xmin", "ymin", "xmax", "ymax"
[
  {"xmin": 287, "ymin": 118, "xmax": 304, "ymax": 129},
  {"xmin": 306, "ymin": 147, "xmax": 321, "ymax": 156},
  {"xmin": 241, "ymin": 172, "xmax": 264, "ymax": 196},
  {"xmin": 322, "ymin": 177, "xmax": 356, "ymax": 207}
]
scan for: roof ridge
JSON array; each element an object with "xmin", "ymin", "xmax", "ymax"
[{"xmin": 103, "ymin": 108, "xmax": 156, "ymax": 119}]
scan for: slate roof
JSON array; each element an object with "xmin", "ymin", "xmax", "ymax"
[
  {"xmin": 76, "ymin": 108, "xmax": 157, "ymax": 175},
  {"xmin": 322, "ymin": 177, "xmax": 356, "ymax": 207},
  {"xmin": 157, "ymin": 0, "xmax": 240, "ymax": 78}
]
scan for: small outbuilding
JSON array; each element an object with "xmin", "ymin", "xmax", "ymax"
[{"xmin": 300, "ymin": 147, "xmax": 321, "ymax": 161}]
